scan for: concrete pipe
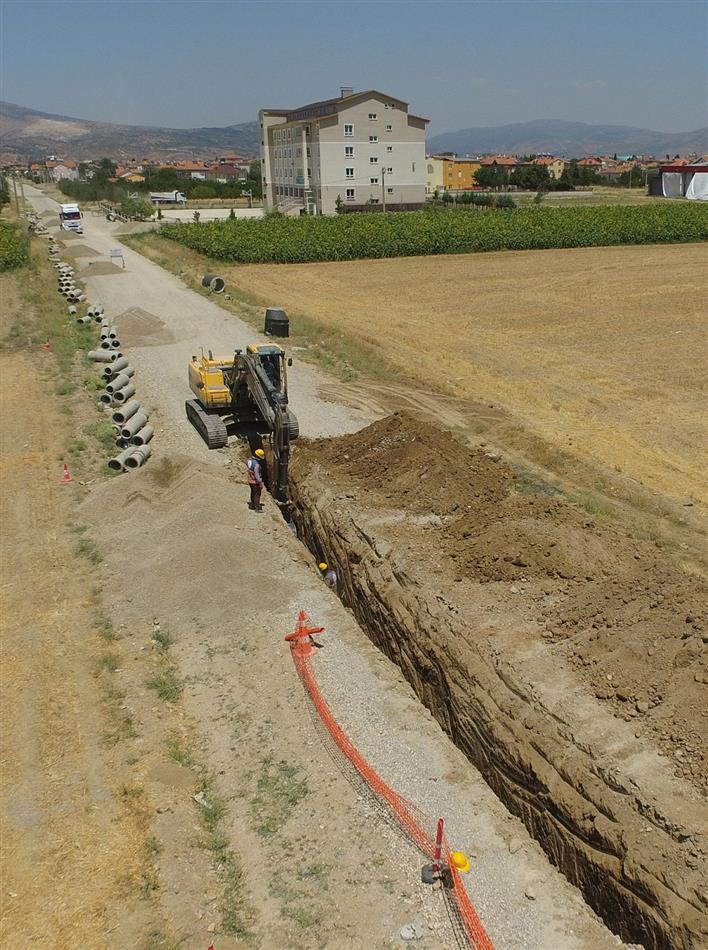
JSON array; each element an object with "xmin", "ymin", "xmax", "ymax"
[
  {"xmin": 115, "ymin": 436, "xmax": 131, "ymax": 450},
  {"xmin": 108, "ymin": 328, "xmax": 118, "ymax": 339},
  {"xmin": 110, "ymin": 339, "xmax": 121, "ymax": 349},
  {"xmin": 94, "ymin": 314, "xmax": 104, "ymax": 324},
  {"xmin": 107, "ymin": 448, "xmax": 135, "ymax": 472},
  {"xmin": 120, "ymin": 409, "xmax": 148, "ymax": 438},
  {"xmin": 77, "ymin": 294, "xmax": 87, "ymax": 302},
  {"xmin": 88, "ymin": 350, "xmax": 115, "ymax": 363},
  {"xmin": 68, "ymin": 305, "xmax": 77, "ymax": 315},
  {"xmin": 131, "ymin": 424, "xmax": 154, "ymax": 446},
  {"xmin": 201, "ymin": 274, "xmax": 226, "ymax": 294},
  {"xmin": 76, "ymin": 316, "xmax": 93, "ymax": 325},
  {"xmin": 103, "ymin": 357, "xmax": 129, "ymax": 377},
  {"xmin": 109, "ymin": 351, "xmax": 123, "ymax": 361},
  {"xmin": 100, "ymin": 329, "xmax": 110, "ymax": 340},
  {"xmin": 105, "ymin": 373, "xmax": 131, "ymax": 394},
  {"xmin": 125, "ymin": 445, "xmax": 152, "ymax": 469},
  {"xmin": 111, "ymin": 422, "xmax": 122, "ymax": 432},
  {"xmin": 112, "ymin": 383, "xmax": 136, "ymax": 404},
  {"xmin": 107, "ymin": 365, "xmax": 134, "ymax": 382},
  {"xmin": 100, "ymin": 341, "xmax": 112, "ymax": 350},
  {"xmin": 99, "ymin": 391, "xmax": 114, "ymax": 405},
  {"xmin": 87, "ymin": 306, "xmax": 96, "ymax": 318},
  {"xmin": 112, "ymin": 399, "xmax": 141, "ymax": 424},
  {"xmin": 93, "ymin": 304, "xmax": 104, "ymax": 315}
]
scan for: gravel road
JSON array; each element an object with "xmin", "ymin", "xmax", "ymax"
[{"xmin": 26, "ymin": 184, "xmax": 636, "ymax": 949}]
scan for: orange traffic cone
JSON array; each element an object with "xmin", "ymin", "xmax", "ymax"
[{"xmin": 60, "ymin": 462, "xmax": 73, "ymax": 483}]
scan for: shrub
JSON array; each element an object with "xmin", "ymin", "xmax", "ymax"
[
  {"xmin": 161, "ymin": 203, "xmax": 708, "ymax": 265},
  {"xmin": 0, "ymin": 221, "xmax": 29, "ymax": 271}
]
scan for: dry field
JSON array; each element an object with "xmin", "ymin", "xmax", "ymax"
[{"xmin": 232, "ymin": 243, "xmax": 707, "ymax": 507}]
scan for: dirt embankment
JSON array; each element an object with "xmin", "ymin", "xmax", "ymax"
[{"xmin": 290, "ymin": 412, "xmax": 708, "ymax": 950}]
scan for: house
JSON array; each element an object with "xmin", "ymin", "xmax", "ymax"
[
  {"xmin": 425, "ymin": 155, "xmax": 481, "ymax": 195},
  {"xmin": 479, "ymin": 155, "xmax": 518, "ymax": 167},
  {"xmin": 576, "ymin": 156, "xmax": 603, "ymax": 168},
  {"xmin": 596, "ymin": 162, "xmax": 637, "ymax": 183},
  {"xmin": 46, "ymin": 159, "xmax": 79, "ymax": 181},
  {"xmin": 205, "ymin": 163, "xmax": 244, "ymax": 182},
  {"xmin": 530, "ymin": 155, "xmax": 565, "ymax": 179},
  {"xmin": 260, "ymin": 87, "xmax": 429, "ymax": 215},
  {"xmin": 173, "ymin": 161, "xmax": 209, "ymax": 180}
]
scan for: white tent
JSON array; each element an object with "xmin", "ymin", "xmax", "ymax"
[
  {"xmin": 661, "ymin": 161, "xmax": 708, "ymax": 200},
  {"xmin": 684, "ymin": 161, "xmax": 708, "ymax": 201}
]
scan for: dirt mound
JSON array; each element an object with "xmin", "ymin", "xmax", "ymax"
[
  {"xmin": 79, "ymin": 260, "xmax": 125, "ymax": 276},
  {"xmin": 60, "ymin": 242, "xmax": 100, "ymax": 258},
  {"xmin": 295, "ymin": 412, "xmax": 708, "ymax": 794},
  {"xmin": 308, "ymin": 411, "xmax": 512, "ymax": 515}
]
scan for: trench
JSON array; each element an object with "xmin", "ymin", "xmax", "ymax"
[{"xmin": 287, "ymin": 467, "xmax": 706, "ymax": 950}]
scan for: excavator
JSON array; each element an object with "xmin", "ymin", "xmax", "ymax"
[{"xmin": 186, "ymin": 344, "xmax": 299, "ymax": 501}]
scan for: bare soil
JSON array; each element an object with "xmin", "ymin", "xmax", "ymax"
[{"xmin": 290, "ymin": 412, "xmax": 708, "ymax": 948}]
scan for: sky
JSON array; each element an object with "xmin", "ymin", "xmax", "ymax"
[{"xmin": 1, "ymin": 0, "xmax": 707, "ymax": 134}]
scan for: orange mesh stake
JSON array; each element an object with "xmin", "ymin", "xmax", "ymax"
[{"xmin": 284, "ymin": 610, "xmax": 325, "ymax": 659}]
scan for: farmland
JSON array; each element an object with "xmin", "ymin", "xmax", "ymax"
[
  {"xmin": 160, "ymin": 203, "xmax": 708, "ymax": 263},
  {"xmin": 0, "ymin": 221, "xmax": 29, "ymax": 271},
  {"xmin": 229, "ymin": 242, "xmax": 707, "ymax": 509}
]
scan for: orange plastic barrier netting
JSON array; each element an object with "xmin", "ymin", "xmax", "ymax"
[{"xmin": 285, "ymin": 612, "xmax": 495, "ymax": 950}]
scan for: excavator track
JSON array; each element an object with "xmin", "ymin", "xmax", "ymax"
[{"xmin": 185, "ymin": 399, "xmax": 228, "ymax": 449}]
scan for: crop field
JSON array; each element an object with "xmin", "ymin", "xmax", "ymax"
[
  {"xmin": 231, "ymin": 241, "xmax": 707, "ymax": 507},
  {"xmin": 161, "ymin": 203, "xmax": 708, "ymax": 263},
  {"xmin": 0, "ymin": 221, "xmax": 29, "ymax": 271}
]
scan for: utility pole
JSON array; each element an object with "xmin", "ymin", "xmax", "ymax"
[
  {"xmin": 17, "ymin": 174, "xmax": 26, "ymax": 211},
  {"xmin": 381, "ymin": 167, "xmax": 386, "ymax": 212},
  {"xmin": 10, "ymin": 174, "xmax": 19, "ymax": 213}
]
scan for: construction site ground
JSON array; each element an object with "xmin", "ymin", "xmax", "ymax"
[{"xmin": 1, "ymin": 185, "xmax": 703, "ymax": 948}]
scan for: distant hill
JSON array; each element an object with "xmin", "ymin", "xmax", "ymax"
[
  {"xmin": 426, "ymin": 119, "xmax": 708, "ymax": 157},
  {"xmin": 0, "ymin": 101, "xmax": 260, "ymax": 160}
]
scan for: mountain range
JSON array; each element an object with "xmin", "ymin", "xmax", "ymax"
[
  {"xmin": 1, "ymin": 102, "xmax": 706, "ymax": 161},
  {"xmin": 427, "ymin": 119, "xmax": 708, "ymax": 158}
]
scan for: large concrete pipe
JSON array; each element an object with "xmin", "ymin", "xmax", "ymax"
[
  {"xmin": 120, "ymin": 410, "xmax": 149, "ymax": 438},
  {"xmin": 100, "ymin": 340, "xmax": 112, "ymax": 350},
  {"xmin": 115, "ymin": 436, "xmax": 131, "ymax": 450},
  {"xmin": 112, "ymin": 383, "xmax": 136, "ymax": 404},
  {"xmin": 93, "ymin": 304, "xmax": 104, "ymax": 315},
  {"xmin": 88, "ymin": 350, "xmax": 115, "ymax": 363},
  {"xmin": 68, "ymin": 305, "xmax": 77, "ymax": 315},
  {"xmin": 76, "ymin": 316, "xmax": 93, "ymax": 325},
  {"xmin": 110, "ymin": 339, "xmax": 121, "ymax": 349},
  {"xmin": 131, "ymin": 424, "xmax": 154, "ymax": 446},
  {"xmin": 108, "ymin": 327, "xmax": 118, "ymax": 339},
  {"xmin": 106, "ymin": 365, "xmax": 134, "ymax": 383},
  {"xmin": 112, "ymin": 399, "xmax": 141, "ymax": 424},
  {"xmin": 102, "ymin": 357, "xmax": 129, "ymax": 378},
  {"xmin": 77, "ymin": 294, "xmax": 87, "ymax": 303},
  {"xmin": 125, "ymin": 445, "xmax": 152, "ymax": 469},
  {"xmin": 105, "ymin": 373, "xmax": 131, "ymax": 394},
  {"xmin": 107, "ymin": 448, "xmax": 135, "ymax": 472},
  {"xmin": 201, "ymin": 274, "xmax": 226, "ymax": 294},
  {"xmin": 94, "ymin": 314, "xmax": 104, "ymax": 324},
  {"xmin": 99, "ymin": 390, "xmax": 114, "ymax": 405}
]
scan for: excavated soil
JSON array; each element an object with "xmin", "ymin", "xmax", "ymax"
[{"xmin": 290, "ymin": 412, "xmax": 708, "ymax": 950}]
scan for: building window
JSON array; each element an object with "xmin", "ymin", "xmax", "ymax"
[
  {"xmin": 412, "ymin": 162, "xmax": 416, "ymax": 172},
  {"xmin": 345, "ymin": 167, "xmax": 354, "ymax": 179},
  {"xmin": 344, "ymin": 124, "xmax": 353, "ymax": 136},
  {"xmin": 370, "ymin": 196, "xmax": 380, "ymax": 203},
  {"xmin": 345, "ymin": 188, "xmax": 355, "ymax": 200},
  {"xmin": 306, "ymin": 147, "xmax": 311, "ymax": 157},
  {"xmin": 387, "ymin": 146, "xmax": 393, "ymax": 153},
  {"xmin": 345, "ymin": 146, "xmax": 354, "ymax": 157},
  {"xmin": 369, "ymin": 135, "xmax": 378, "ymax": 143},
  {"xmin": 386, "ymin": 124, "xmax": 392, "ymax": 131},
  {"xmin": 370, "ymin": 157, "xmax": 378, "ymax": 164},
  {"xmin": 386, "ymin": 167, "xmax": 393, "ymax": 173},
  {"xmin": 427, "ymin": 164, "xmax": 433, "ymax": 173},
  {"xmin": 387, "ymin": 187, "xmax": 394, "ymax": 194},
  {"xmin": 368, "ymin": 113, "xmax": 377, "ymax": 120},
  {"xmin": 370, "ymin": 177, "xmax": 379, "ymax": 184}
]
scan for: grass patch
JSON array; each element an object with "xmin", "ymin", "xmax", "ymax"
[
  {"xmin": 84, "ymin": 418, "xmax": 117, "ymax": 453},
  {"xmin": 96, "ymin": 651, "xmax": 120, "ymax": 674},
  {"xmin": 145, "ymin": 669, "xmax": 183, "ymax": 703},
  {"xmin": 570, "ymin": 493, "xmax": 616, "ymax": 520},
  {"xmin": 251, "ymin": 758, "xmax": 308, "ymax": 838},
  {"xmin": 141, "ymin": 931, "xmax": 183, "ymax": 950},
  {"xmin": 96, "ymin": 614, "xmax": 119, "ymax": 641},
  {"xmin": 152, "ymin": 627, "xmax": 173, "ymax": 652},
  {"xmin": 165, "ymin": 734, "xmax": 195, "ymax": 768},
  {"xmin": 56, "ymin": 380, "xmax": 77, "ymax": 396},
  {"xmin": 83, "ymin": 373, "xmax": 106, "ymax": 392},
  {"xmin": 74, "ymin": 537, "xmax": 102, "ymax": 564}
]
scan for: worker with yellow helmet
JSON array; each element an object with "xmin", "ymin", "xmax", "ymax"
[
  {"xmin": 319, "ymin": 561, "xmax": 338, "ymax": 594},
  {"xmin": 246, "ymin": 447, "xmax": 266, "ymax": 511}
]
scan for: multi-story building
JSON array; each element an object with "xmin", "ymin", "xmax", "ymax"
[
  {"xmin": 260, "ymin": 88, "xmax": 428, "ymax": 215},
  {"xmin": 425, "ymin": 155, "xmax": 482, "ymax": 195}
]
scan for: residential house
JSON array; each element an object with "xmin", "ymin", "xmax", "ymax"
[
  {"xmin": 425, "ymin": 155, "xmax": 481, "ymax": 195},
  {"xmin": 530, "ymin": 155, "xmax": 565, "ymax": 179},
  {"xmin": 260, "ymin": 87, "xmax": 428, "ymax": 215},
  {"xmin": 46, "ymin": 159, "xmax": 79, "ymax": 181}
]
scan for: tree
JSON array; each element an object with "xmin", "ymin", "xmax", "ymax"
[
  {"xmin": 474, "ymin": 164, "xmax": 508, "ymax": 190},
  {"xmin": 509, "ymin": 163, "xmax": 551, "ymax": 191},
  {"xmin": 248, "ymin": 159, "xmax": 262, "ymax": 198}
]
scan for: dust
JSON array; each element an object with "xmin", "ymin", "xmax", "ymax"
[
  {"xmin": 296, "ymin": 412, "xmax": 708, "ymax": 792},
  {"xmin": 114, "ymin": 307, "xmax": 175, "ymax": 346}
]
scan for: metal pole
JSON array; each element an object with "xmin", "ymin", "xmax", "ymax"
[
  {"xmin": 432, "ymin": 818, "xmax": 444, "ymax": 874},
  {"xmin": 18, "ymin": 174, "xmax": 26, "ymax": 211}
]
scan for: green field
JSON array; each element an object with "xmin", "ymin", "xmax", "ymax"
[{"xmin": 160, "ymin": 203, "xmax": 708, "ymax": 264}]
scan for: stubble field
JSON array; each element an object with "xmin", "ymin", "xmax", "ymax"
[{"xmin": 232, "ymin": 242, "xmax": 707, "ymax": 507}]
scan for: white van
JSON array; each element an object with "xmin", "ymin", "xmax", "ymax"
[{"xmin": 59, "ymin": 203, "xmax": 83, "ymax": 233}]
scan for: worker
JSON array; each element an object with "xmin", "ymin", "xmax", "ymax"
[
  {"xmin": 319, "ymin": 562, "xmax": 338, "ymax": 594},
  {"xmin": 247, "ymin": 448, "xmax": 266, "ymax": 511}
]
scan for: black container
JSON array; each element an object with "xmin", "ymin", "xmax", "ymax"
[{"xmin": 264, "ymin": 307, "xmax": 289, "ymax": 337}]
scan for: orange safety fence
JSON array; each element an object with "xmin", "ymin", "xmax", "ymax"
[{"xmin": 285, "ymin": 611, "xmax": 495, "ymax": 950}]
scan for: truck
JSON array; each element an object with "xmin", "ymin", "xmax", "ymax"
[
  {"xmin": 149, "ymin": 190, "xmax": 187, "ymax": 205},
  {"xmin": 59, "ymin": 203, "xmax": 83, "ymax": 233}
]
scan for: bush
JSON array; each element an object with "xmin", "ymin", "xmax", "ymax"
[
  {"xmin": 0, "ymin": 221, "xmax": 29, "ymax": 271},
  {"xmin": 160, "ymin": 203, "xmax": 708, "ymax": 265},
  {"xmin": 119, "ymin": 197, "xmax": 154, "ymax": 220}
]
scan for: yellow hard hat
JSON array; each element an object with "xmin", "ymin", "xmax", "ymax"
[
  {"xmin": 255, "ymin": 448, "xmax": 265, "ymax": 458},
  {"xmin": 450, "ymin": 851, "xmax": 471, "ymax": 873},
  {"xmin": 318, "ymin": 562, "xmax": 328, "ymax": 571}
]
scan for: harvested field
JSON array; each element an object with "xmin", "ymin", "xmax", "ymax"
[
  {"xmin": 233, "ymin": 242, "xmax": 707, "ymax": 507},
  {"xmin": 290, "ymin": 412, "xmax": 708, "ymax": 949}
]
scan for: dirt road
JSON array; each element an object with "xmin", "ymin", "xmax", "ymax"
[{"xmin": 6, "ymin": 185, "xmax": 639, "ymax": 948}]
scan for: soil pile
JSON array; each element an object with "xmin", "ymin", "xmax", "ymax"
[{"xmin": 300, "ymin": 412, "xmax": 707, "ymax": 790}]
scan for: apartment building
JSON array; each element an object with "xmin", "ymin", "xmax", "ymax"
[
  {"xmin": 259, "ymin": 88, "xmax": 428, "ymax": 215},
  {"xmin": 425, "ymin": 155, "xmax": 481, "ymax": 195}
]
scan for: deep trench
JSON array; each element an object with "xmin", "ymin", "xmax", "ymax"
[{"xmin": 285, "ymin": 471, "xmax": 706, "ymax": 950}]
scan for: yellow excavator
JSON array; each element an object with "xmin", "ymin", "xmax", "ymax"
[{"xmin": 186, "ymin": 344, "xmax": 299, "ymax": 500}]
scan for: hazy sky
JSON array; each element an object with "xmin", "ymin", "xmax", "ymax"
[{"xmin": 1, "ymin": 0, "xmax": 706, "ymax": 134}]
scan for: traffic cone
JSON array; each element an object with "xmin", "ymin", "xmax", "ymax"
[
  {"xmin": 284, "ymin": 610, "xmax": 325, "ymax": 658},
  {"xmin": 60, "ymin": 462, "xmax": 73, "ymax": 483},
  {"xmin": 41, "ymin": 340, "xmax": 52, "ymax": 351}
]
